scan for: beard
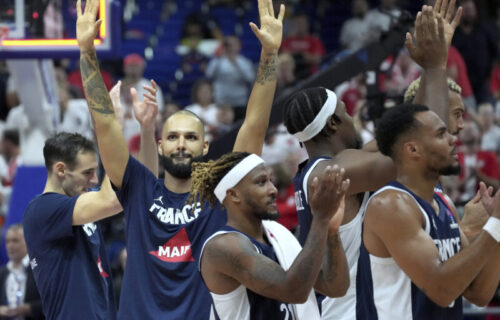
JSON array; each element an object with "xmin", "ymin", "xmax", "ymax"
[
  {"xmin": 160, "ymin": 152, "xmax": 204, "ymax": 179},
  {"xmin": 438, "ymin": 163, "xmax": 462, "ymax": 176},
  {"xmin": 244, "ymin": 196, "xmax": 280, "ymax": 221}
]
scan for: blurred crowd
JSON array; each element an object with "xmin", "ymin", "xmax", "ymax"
[{"xmin": 0, "ymin": 0, "xmax": 498, "ymax": 304}]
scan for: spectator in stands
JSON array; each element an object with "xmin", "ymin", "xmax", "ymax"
[
  {"xmin": 339, "ymin": 0, "xmax": 373, "ymax": 52},
  {"xmin": 490, "ymin": 61, "xmax": 500, "ymax": 101},
  {"xmin": 185, "ymin": 79, "xmax": 219, "ymax": 129},
  {"xmin": 121, "ymin": 54, "xmax": 164, "ymax": 113},
  {"xmin": 119, "ymin": 54, "xmax": 164, "ymax": 145},
  {"xmin": 365, "ymin": 0, "xmax": 402, "ymax": 40},
  {"xmin": 206, "ymin": 35, "xmax": 255, "ymax": 121},
  {"xmin": 0, "ymin": 224, "xmax": 44, "ymax": 320},
  {"xmin": 57, "ymin": 83, "xmax": 94, "ymax": 141},
  {"xmin": 276, "ymin": 53, "xmax": 296, "ymax": 96},
  {"xmin": 447, "ymin": 45, "xmax": 476, "ymax": 109},
  {"xmin": 1, "ymin": 130, "xmax": 20, "ymax": 187},
  {"xmin": 478, "ymin": 102, "xmax": 500, "ymax": 155},
  {"xmin": 270, "ymin": 162, "xmax": 298, "ymax": 233},
  {"xmin": 382, "ymin": 49, "xmax": 421, "ymax": 95},
  {"xmin": 281, "ymin": 13, "xmax": 325, "ymax": 77},
  {"xmin": 214, "ymin": 103, "xmax": 235, "ymax": 136},
  {"xmin": 457, "ymin": 120, "xmax": 500, "ymax": 204},
  {"xmin": 452, "ymin": 0, "xmax": 497, "ymax": 103}
]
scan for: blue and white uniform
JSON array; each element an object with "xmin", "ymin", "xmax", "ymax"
[
  {"xmin": 115, "ymin": 156, "xmax": 227, "ymax": 319},
  {"xmin": 23, "ymin": 193, "xmax": 116, "ymax": 320},
  {"xmin": 356, "ymin": 181, "xmax": 462, "ymax": 320},
  {"xmin": 201, "ymin": 225, "xmax": 298, "ymax": 320},
  {"xmin": 294, "ymin": 157, "xmax": 369, "ymax": 319}
]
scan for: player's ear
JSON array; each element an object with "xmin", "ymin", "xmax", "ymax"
[
  {"xmin": 403, "ymin": 140, "xmax": 421, "ymax": 159},
  {"xmin": 203, "ymin": 140, "xmax": 209, "ymax": 156},
  {"xmin": 54, "ymin": 161, "xmax": 66, "ymax": 178},
  {"xmin": 227, "ymin": 188, "xmax": 241, "ymax": 204}
]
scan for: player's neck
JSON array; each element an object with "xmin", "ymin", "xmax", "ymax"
[
  {"xmin": 397, "ymin": 170, "xmax": 438, "ymax": 203},
  {"xmin": 306, "ymin": 140, "xmax": 339, "ymax": 159},
  {"xmin": 227, "ymin": 214, "xmax": 265, "ymax": 243},
  {"xmin": 163, "ymin": 171, "xmax": 192, "ymax": 194},
  {"xmin": 43, "ymin": 178, "xmax": 65, "ymax": 195}
]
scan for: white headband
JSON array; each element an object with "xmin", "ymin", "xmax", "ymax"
[
  {"xmin": 214, "ymin": 154, "xmax": 265, "ymax": 203},
  {"xmin": 293, "ymin": 89, "xmax": 338, "ymax": 142}
]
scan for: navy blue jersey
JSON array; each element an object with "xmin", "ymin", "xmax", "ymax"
[
  {"xmin": 356, "ymin": 181, "xmax": 462, "ymax": 320},
  {"xmin": 206, "ymin": 226, "xmax": 295, "ymax": 320},
  {"xmin": 115, "ymin": 156, "xmax": 227, "ymax": 319},
  {"xmin": 23, "ymin": 193, "xmax": 116, "ymax": 320},
  {"xmin": 293, "ymin": 157, "xmax": 330, "ymax": 246}
]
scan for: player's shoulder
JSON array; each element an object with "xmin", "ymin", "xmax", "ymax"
[
  {"xmin": 366, "ymin": 188, "xmax": 421, "ymax": 220},
  {"xmin": 204, "ymin": 231, "xmax": 258, "ymax": 261}
]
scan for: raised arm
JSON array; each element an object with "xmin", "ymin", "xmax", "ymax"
[
  {"xmin": 233, "ymin": 0, "xmax": 284, "ymax": 155},
  {"xmin": 132, "ymin": 81, "xmax": 160, "ymax": 177},
  {"xmin": 77, "ymin": 0, "xmax": 128, "ymax": 187},
  {"xmin": 408, "ymin": 1, "xmax": 462, "ymax": 125},
  {"xmin": 202, "ymin": 166, "xmax": 349, "ymax": 303},
  {"xmin": 72, "ymin": 176, "xmax": 122, "ymax": 225},
  {"xmin": 364, "ymin": 190, "xmax": 499, "ymax": 307}
]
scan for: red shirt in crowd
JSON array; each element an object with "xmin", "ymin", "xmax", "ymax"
[
  {"xmin": 276, "ymin": 184, "xmax": 298, "ymax": 232},
  {"xmin": 490, "ymin": 65, "xmax": 500, "ymax": 97},
  {"xmin": 281, "ymin": 35, "xmax": 325, "ymax": 73},
  {"xmin": 447, "ymin": 46, "xmax": 473, "ymax": 98}
]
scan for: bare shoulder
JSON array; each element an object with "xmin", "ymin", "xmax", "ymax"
[
  {"xmin": 365, "ymin": 189, "xmax": 424, "ymax": 230},
  {"xmin": 203, "ymin": 232, "xmax": 259, "ymax": 265}
]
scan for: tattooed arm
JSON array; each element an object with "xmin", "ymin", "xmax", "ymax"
[
  {"xmin": 76, "ymin": 0, "xmax": 130, "ymax": 187},
  {"xmin": 233, "ymin": 0, "xmax": 284, "ymax": 155},
  {"xmin": 314, "ymin": 232, "xmax": 350, "ymax": 297},
  {"xmin": 201, "ymin": 220, "xmax": 330, "ymax": 303}
]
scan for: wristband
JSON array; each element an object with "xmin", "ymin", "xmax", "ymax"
[{"xmin": 483, "ymin": 217, "xmax": 500, "ymax": 242}]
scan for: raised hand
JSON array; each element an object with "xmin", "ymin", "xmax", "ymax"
[
  {"xmin": 249, "ymin": 0, "xmax": 285, "ymax": 53},
  {"xmin": 309, "ymin": 165, "xmax": 350, "ymax": 229},
  {"xmin": 405, "ymin": 5, "xmax": 447, "ymax": 69},
  {"xmin": 76, "ymin": 0, "xmax": 101, "ymax": 51},
  {"xmin": 478, "ymin": 181, "xmax": 500, "ymax": 218},
  {"xmin": 109, "ymin": 81, "xmax": 125, "ymax": 129},
  {"xmin": 132, "ymin": 80, "xmax": 159, "ymax": 129},
  {"xmin": 433, "ymin": 0, "xmax": 462, "ymax": 48}
]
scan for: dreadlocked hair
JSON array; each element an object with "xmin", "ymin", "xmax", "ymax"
[
  {"xmin": 404, "ymin": 77, "xmax": 462, "ymax": 103},
  {"xmin": 283, "ymin": 87, "xmax": 330, "ymax": 141},
  {"xmin": 187, "ymin": 151, "xmax": 251, "ymax": 209}
]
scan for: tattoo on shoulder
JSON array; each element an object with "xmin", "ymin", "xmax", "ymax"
[{"xmin": 256, "ymin": 52, "xmax": 277, "ymax": 85}]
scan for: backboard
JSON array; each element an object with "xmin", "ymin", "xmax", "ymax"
[{"xmin": 0, "ymin": 0, "xmax": 121, "ymax": 58}]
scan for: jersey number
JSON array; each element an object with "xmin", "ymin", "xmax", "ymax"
[{"xmin": 280, "ymin": 303, "xmax": 295, "ymax": 320}]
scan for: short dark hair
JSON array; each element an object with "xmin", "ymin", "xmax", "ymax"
[
  {"xmin": 43, "ymin": 132, "xmax": 96, "ymax": 172},
  {"xmin": 2, "ymin": 129, "xmax": 19, "ymax": 146},
  {"xmin": 283, "ymin": 87, "xmax": 330, "ymax": 141},
  {"xmin": 375, "ymin": 104, "xmax": 429, "ymax": 159}
]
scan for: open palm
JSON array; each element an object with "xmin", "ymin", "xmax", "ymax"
[
  {"xmin": 249, "ymin": 0, "xmax": 285, "ymax": 52},
  {"xmin": 433, "ymin": 0, "xmax": 462, "ymax": 48},
  {"xmin": 76, "ymin": 0, "xmax": 101, "ymax": 50},
  {"xmin": 132, "ymin": 80, "xmax": 158, "ymax": 127}
]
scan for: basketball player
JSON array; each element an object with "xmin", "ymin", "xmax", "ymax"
[
  {"xmin": 282, "ymin": 3, "xmax": 461, "ymax": 318},
  {"xmin": 23, "ymin": 132, "xmax": 121, "ymax": 319},
  {"xmin": 192, "ymin": 152, "xmax": 349, "ymax": 319},
  {"xmin": 76, "ymin": 0, "xmax": 286, "ymax": 318},
  {"xmin": 356, "ymin": 104, "xmax": 500, "ymax": 319}
]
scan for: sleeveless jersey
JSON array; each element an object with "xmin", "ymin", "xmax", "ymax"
[
  {"xmin": 294, "ymin": 156, "xmax": 370, "ymax": 319},
  {"xmin": 201, "ymin": 226, "xmax": 298, "ymax": 320},
  {"xmin": 356, "ymin": 181, "xmax": 462, "ymax": 320}
]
